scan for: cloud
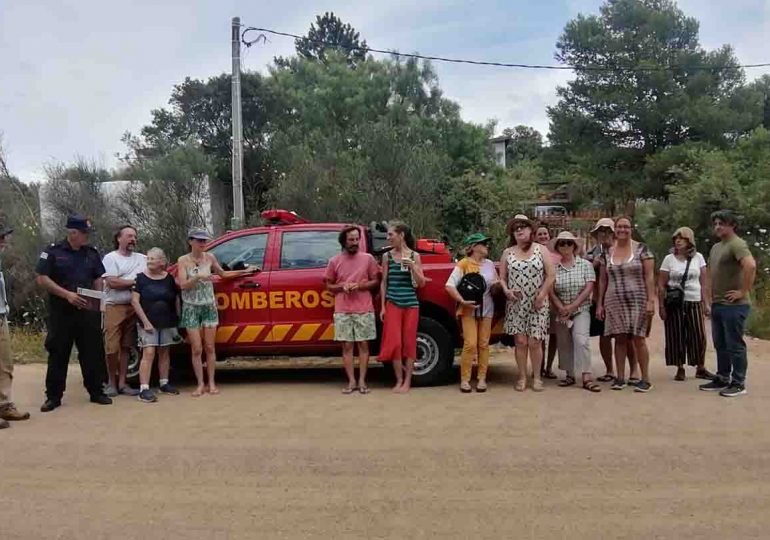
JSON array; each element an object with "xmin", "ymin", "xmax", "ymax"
[{"xmin": 2, "ymin": 0, "xmax": 768, "ymax": 183}]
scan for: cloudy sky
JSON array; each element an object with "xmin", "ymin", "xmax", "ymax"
[{"xmin": 2, "ymin": 0, "xmax": 769, "ymax": 182}]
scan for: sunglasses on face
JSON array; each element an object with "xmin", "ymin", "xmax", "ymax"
[{"xmin": 556, "ymin": 241, "xmax": 575, "ymax": 248}]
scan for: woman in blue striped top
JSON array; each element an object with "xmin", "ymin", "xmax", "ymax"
[{"xmin": 378, "ymin": 221, "xmax": 427, "ymax": 393}]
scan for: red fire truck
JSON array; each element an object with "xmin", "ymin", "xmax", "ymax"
[{"xmin": 132, "ymin": 210, "xmax": 505, "ymax": 386}]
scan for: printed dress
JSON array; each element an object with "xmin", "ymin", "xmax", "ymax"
[
  {"xmin": 504, "ymin": 244, "xmax": 550, "ymax": 340},
  {"xmin": 604, "ymin": 243, "xmax": 654, "ymax": 337}
]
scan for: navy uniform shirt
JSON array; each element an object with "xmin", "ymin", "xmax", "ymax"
[{"xmin": 35, "ymin": 240, "xmax": 105, "ymax": 303}]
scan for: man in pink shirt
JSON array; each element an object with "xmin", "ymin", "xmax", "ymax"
[{"xmin": 324, "ymin": 226, "xmax": 381, "ymax": 394}]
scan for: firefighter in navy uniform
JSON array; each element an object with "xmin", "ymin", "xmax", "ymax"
[{"xmin": 35, "ymin": 215, "xmax": 112, "ymax": 412}]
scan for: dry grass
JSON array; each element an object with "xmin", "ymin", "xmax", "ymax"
[{"xmin": 9, "ymin": 330, "xmax": 47, "ymax": 364}]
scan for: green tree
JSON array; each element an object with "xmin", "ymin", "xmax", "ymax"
[
  {"xmin": 441, "ymin": 163, "xmax": 538, "ymax": 251},
  {"xmin": 116, "ymin": 143, "xmax": 215, "ymax": 262},
  {"xmin": 548, "ymin": 0, "xmax": 749, "ymax": 209},
  {"xmin": 501, "ymin": 125, "xmax": 543, "ymax": 164},
  {"xmin": 295, "ymin": 12, "xmax": 368, "ymax": 67},
  {"xmin": 0, "ymin": 136, "xmax": 44, "ymax": 325},
  {"xmin": 267, "ymin": 54, "xmax": 494, "ymax": 232},
  {"xmin": 123, "ymin": 72, "xmax": 279, "ymax": 226}
]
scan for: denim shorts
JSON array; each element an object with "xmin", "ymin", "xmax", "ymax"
[{"xmin": 137, "ymin": 326, "xmax": 183, "ymax": 348}]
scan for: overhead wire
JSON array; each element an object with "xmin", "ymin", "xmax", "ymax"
[{"xmin": 241, "ymin": 25, "xmax": 770, "ymax": 73}]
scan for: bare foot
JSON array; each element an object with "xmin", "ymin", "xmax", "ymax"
[
  {"xmin": 514, "ymin": 379, "xmax": 527, "ymax": 392},
  {"xmin": 392, "ymin": 383, "xmax": 403, "ymax": 393},
  {"xmin": 192, "ymin": 385, "xmax": 205, "ymax": 397},
  {"xmin": 208, "ymin": 385, "xmax": 220, "ymax": 395},
  {"xmin": 395, "ymin": 385, "xmax": 411, "ymax": 394}
]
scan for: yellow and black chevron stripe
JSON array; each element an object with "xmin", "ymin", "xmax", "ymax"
[{"xmin": 215, "ymin": 323, "xmax": 337, "ymax": 344}]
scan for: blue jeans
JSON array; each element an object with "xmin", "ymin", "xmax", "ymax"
[{"xmin": 711, "ymin": 303, "xmax": 750, "ymax": 386}]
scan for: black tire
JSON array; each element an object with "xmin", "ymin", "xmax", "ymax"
[
  {"xmin": 412, "ymin": 317, "xmax": 455, "ymax": 387},
  {"xmin": 125, "ymin": 346, "xmax": 141, "ymax": 387}
]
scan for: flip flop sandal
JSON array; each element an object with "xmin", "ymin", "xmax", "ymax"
[
  {"xmin": 342, "ymin": 386, "xmax": 358, "ymax": 395},
  {"xmin": 583, "ymin": 381, "xmax": 602, "ymax": 393},
  {"xmin": 558, "ymin": 377, "xmax": 576, "ymax": 387},
  {"xmin": 358, "ymin": 386, "xmax": 371, "ymax": 395},
  {"xmin": 597, "ymin": 374, "xmax": 614, "ymax": 382}
]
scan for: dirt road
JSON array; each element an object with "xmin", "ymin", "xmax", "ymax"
[{"xmin": 2, "ymin": 323, "xmax": 770, "ymax": 539}]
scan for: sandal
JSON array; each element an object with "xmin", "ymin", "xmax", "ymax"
[
  {"xmin": 597, "ymin": 374, "xmax": 614, "ymax": 382},
  {"xmin": 583, "ymin": 381, "xmax": 601, "ymax": 393},
  {"xmin": 342, "ymin": 386, "xmax": 358, "ymax": 395},
  {"xmin": 476, "ymin": 380, "xmax": 487, "ymax": 393},
  {"xmin": 460, "ymin": 381, "xmax": 472, "ymax": 393},
  {"xmin": 515, "ymin": 379, "xmax": 526, "ymax": 392},
  {"xmin": 558, "ymin": 377, "xmax": 576, "ymax": 387},
  {"xmin": 358, "ymin": 386, "xmax": 371, "ymax": 395},
  {"xmin": 532, "ymin": 379, "xmax": 545, "ymax": 392}
]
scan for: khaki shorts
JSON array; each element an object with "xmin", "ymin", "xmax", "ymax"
[
  {"xmin": 104, "ymin": 304, "xmax": 138, "ymax": 355},
  {"xmin": 334, "ymin": 312, "xmax": 376, "ymax": 343}
]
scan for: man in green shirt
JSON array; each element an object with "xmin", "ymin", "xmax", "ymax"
[
  {"xmin": 700, "ymin": 210, "xmax": 757, "ymax": 397},
  {"xmin": 1, "ymin": 223, "xmax": 32, "ymax": 429}
]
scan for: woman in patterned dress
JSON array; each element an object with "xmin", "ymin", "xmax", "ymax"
[
  {"xmin": 596, "ymin": 217, "xmax": 656, "ymax": 392},
  {"xmin": 499, "ymin": 215, "xmax": 555, "ymax": 392}
]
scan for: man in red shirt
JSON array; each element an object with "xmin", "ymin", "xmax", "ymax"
[{"xmin": 324, "ymin": 226, "xmax": 381, "ymax": 394}]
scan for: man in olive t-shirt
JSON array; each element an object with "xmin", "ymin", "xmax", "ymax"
[{"xmin": 700, "ymin": 210, "xmax": 757, "ymax": 397}]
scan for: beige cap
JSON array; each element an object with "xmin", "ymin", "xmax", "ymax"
[
  {"xmin": 590, "ymin": 218, "xmax": 615, "ymax": 235},
  {"xmin": 555, "ymin": 231, "xmax": 578, "ymax": 242}
]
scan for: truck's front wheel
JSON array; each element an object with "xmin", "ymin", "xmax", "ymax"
[{"xmin": 412, "ymin": 317, "xmax": 454, "ymax": 387}]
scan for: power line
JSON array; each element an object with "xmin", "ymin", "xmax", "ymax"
[{"xmin": 241, "ymin": 26, "xmax": 770, "ymax": 73}]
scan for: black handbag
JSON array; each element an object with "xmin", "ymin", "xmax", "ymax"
[
  {"xmin": 664, "ymin": 256, "xmax": 692, "ymax": 311},
  {"xmin": 457, "ymin": 272, "xmax": 486, "ymax": 318}
]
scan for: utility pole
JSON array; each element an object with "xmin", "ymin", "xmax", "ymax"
[{"xmin": 230, "ymin": 16, "xmax": 244, "ymax": 230}]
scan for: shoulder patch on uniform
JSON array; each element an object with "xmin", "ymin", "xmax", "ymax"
[{"xmin": 39, "ymin": 252, "xmax": 49, "ymax": 260}]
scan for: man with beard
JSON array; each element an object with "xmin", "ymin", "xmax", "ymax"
[
  {"xmin": 102, "ymin": 225, "xmax": 146, "ymax": 396},
  {"xmin": 324, "ymin": 226, "xmax": 380, "ymax": 394}
]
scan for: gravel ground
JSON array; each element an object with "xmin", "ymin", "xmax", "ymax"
[{"xmin": 2, "ymin": 321, "xmax": 770, "ymax": 539}]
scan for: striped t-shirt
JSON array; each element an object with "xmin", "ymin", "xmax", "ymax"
[{"xmin": 386, "ymin": 256, "xmax": 419, "ymax": 308}]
